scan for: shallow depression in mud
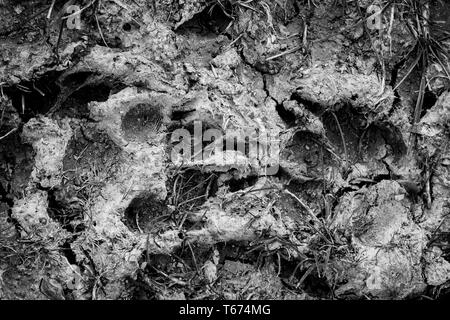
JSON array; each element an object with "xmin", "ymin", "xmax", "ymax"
[
  {"xmin": 123, "ymin": 192, "xmax": 169, "ymax": 233},
  {"xmin": 121, "ymin": 103, "xmax": 164, "ymax": 143}
]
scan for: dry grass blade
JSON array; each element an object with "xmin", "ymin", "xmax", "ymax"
[
  {"xmin": 47, "ymin": 0, "xmax": 57, "ymax": 19},
  {"xmin": 0, "ymin": 127, "xmax": 17, "ymax": 141},
  {"xmin": 328, "ymin": 110, "xmax": 348, "ymax": 169},
  {"xmin": 265, "ymin": 46, "xmax": 302, "ymax": 61},
  {"xmin": 296, "ymin": 264, "xmax": 315, "ymax": 288},
  {"xmin": 413, "ymin": 65, "xmax": 427, "ymax": 124},
  {"xmin": 95, "ymin": 1, "xmax": 109, "ymax": 48},
  {"xmin": 393, "ymin": 48, "xmax": 422, "ymax": 91},
  {"xmin": 283, "ymin": 189, "xmax": 321, "ymax": 225}
]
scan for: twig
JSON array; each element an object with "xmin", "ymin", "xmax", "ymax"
[
  {"xmin": 393, "ymin": 47, "xmax": 422, "ymax": 91},
  {"xmin": 225, "ymin": 33, "xmax": 243, "ymax": 49},
  {"xmin": 265, "ymin": 46, "xmax": 302, "ymax": 61},
  {"xmin": 413, "ymin": 65, "xmax": 427, "ymax": 125}
]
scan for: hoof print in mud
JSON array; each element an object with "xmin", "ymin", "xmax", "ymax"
[{"xmin": 123, "ymin": 192, "xmax": 169, "ymax": 233}]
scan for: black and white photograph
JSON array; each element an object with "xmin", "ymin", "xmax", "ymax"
[{"xmin": 0, "ymin": 0, "xmax": 449, "ymax": 309}]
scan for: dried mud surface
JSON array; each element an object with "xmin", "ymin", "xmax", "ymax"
[{"xmin": 0, "ymin": 0, "xmax": 450, "ymax": 300}]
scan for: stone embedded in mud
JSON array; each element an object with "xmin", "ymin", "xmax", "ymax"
[
  {"xmin": 211, "ymin": 48, "xmax": 241, "ymax": 70},
  {"xmin": 21, "ymin": 117, "xmax": 73, "ymax": 188},
  {"xmin": 202, "ymin": 260, "xmax": 218, "ymax": 283},
  {"xmin": 331, "ymin": 180, "xmax": 428, "ymax": 298}
]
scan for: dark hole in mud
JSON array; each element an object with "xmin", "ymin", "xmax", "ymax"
[
  {"xmin": 422, "ymin": 284, "xmax": 450, "ymax": 301},
  {"xmin": 122, "ymin": 103, "xmax": 164, "ymax": 142},
  {"xmin": 170, "ymin": 109, "xmax": 196, "ymax": 121},
  {"xmin": 301, "ymin": 273, "xmax": 332, "ymax": 298},
  {"xmin": 275, "ymin": 103, "xmax": 297, "ymax": 127},
  {"xmin": 176, "ymin": 2, "xmax": 233, "ymax": 35},
  {"xmin": 123, "ymin": 192, "xmax": 169, "ymax": 233},
  {"xmin": 225, "ymin": 175, "xmax": 258, "ymax": 192},
  {"xmin": 420, "ymin": 88, "xmax": 438, "ymax": 118},
  {"xmin": 0, "ymin": 132, "xmax": 34, "ymax": 199},
  {"xmin": 61, "ymin": 240, "xmax": 77, "ymax": 265},
  {"xmin": 47, "ymin": 187, "xmax": 86, "ymax": 233},
  {"xmin": 56, "ymin": 73, "xmax": 126, "ymax": 118},
  {"xmin": 56, "ymin": 83, "xmax": 113, "ymax": 118},
  {"xmin": 3, "ymin": 71, "xmax": 61, "ymax": 122},
  {"xmin": 216, "ymin": 241, "xmax": 261, "ymax": 264},
  {"xmin": 167, "ymin": 169, "xmax": 218, "ymax": 213},
  {"xmin": 126, "ymin": 273, "xmax": 157, "ymax": 300},
  {"xmin": 278, "ymin": 257, "xmax": 332, "ymax": 298},
  {"xmin": 60, "ymin": 71, "xmax": 94, "ymax": 87},
  {"xmin": 122, "ymin": 20, "xmax": 140, "ymax": 33},
  {"xmin": 142, "ymin": 253, "xmax": 174, "ymax": 273},
  {"xmin": 122, "ymin": 23, "xmax": 132, "ymax": 32}
]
